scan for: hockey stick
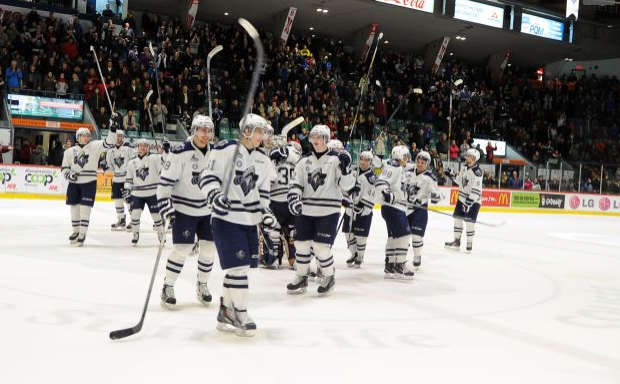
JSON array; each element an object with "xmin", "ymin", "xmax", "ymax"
[
  {"xmin": 207, "ymin": 45, "xmax": 223, "ymax": 117},
  {"xmin": 412, "ymin": 203, "xmax": 506, "ymax": 227},
  {"xmin": 221, "ymin": 18, "xmax": 264, "ymax": 198},
  {"xmin": 90, "ymin": 46, "xmax": 114, "ymax": 113},
  {"xmin": 280, "ymin": 116, "xmax": 304, "ymax": 138},
  {"xmin": 144, "ymin": 89, "xmax": 160, "ymax": 147},
  {"xmin": 385, "ymin": 87, "xmax": 423, "ymax": 127},
  {"xmin": 109, "ymin": 221, "xmax": 169, "ymax": 340},
  {"xmin": 148, "ymin": 42, "xmax": 166, "ymax": 138}
]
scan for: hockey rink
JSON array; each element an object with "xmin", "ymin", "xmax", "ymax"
[{"xmin": 1, "ymin": 199, "xmax": 619, "ymax": 384}]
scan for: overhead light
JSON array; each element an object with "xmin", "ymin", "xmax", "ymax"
[
  {"xmin": 607, "ymin": 24, "xmax": 613, "ymax": 28},
  {"xmin": 317, "ymin": 8, "xmax": 322, "ymax": 12},
  {"xmin": 384, "ymin": 40, "xmax": 389, "ymax": 44},
  {"xmin": 565, "ymin": 57, "xmax": 573, "ymax": 61},
  {"xmin": 224, "ymin": 12, "xmax": 229, "ymax": 16},
  {"xmin": 508, "ymin": 63, "xmax": 512, "ymax": 67},
  {"xmin": 461, "ymin": 36, "xmax": 466, "ymax": 40},
  {"xmin": 449, "ymin": 52, "xmax": 453, "ymax": 56},
  {"xmin": 338, "ymin": 40, "xmax": 342, "ymax": 43},
  {"xmin": 309, "ymin": 27, "xmax": 314, "ymax": 30},
  {"xmin": 312, "ymin": 34, "xmax": 316, "ymax": 38},
  {"xmin": 456, "ymin": 35, "xmax": 462, "ymax": 40},
  {"xmin": 322, "ymin": 9, "xmax": 328, "ymax": 13}
]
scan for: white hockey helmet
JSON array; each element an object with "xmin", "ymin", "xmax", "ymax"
[
  {"xmin": 136, "ymin": 138, "xmax": 149, "ymax": 146},
  {"xmin": 465, "ymin": 148, "xmax": 480, "ymax": 163},
  {"xmin": 240, "ymin": 113, "xmax": 269, "ymax": 138},
  {"xmin": 359, "ymin": 151, "xmax": 374, "ymax": 161},
  {"xmin": 391, "ymin": 145, "xmax": 410, "ymax": 161},
  {"xmin": 309, "ymin": 124, "xmax": 330, "ymax": 142},
  {"xmin": 76, "ymin": 127, "xmax": 91, "ymax": 141},
  {"xmin": 191, "ymin": 115, "xmax": 214, "ymax": 134},
  {"xmin": 263, "ymin": 123, "xmax": 275, "ymax": 146},
  {"xmin": 415, "ymin": 150, "xmax": 431, "ymax": 164},
  {"xmin": 116, "ymin": 129, "xmax": 125, "ymax": 137},
  {"xmin": 327, "ymin": 139, "xmax": 344, "ymax": 152}
]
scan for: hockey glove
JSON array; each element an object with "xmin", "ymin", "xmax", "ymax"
[
  {"xmin": 212, "ymin": 194, "xmax": 231, "ymax": 216},
  {"xmin": 65, "ymin": 171, "xmax": 78, "ymax": 182},
  {"xmin": 353, "ymin": 202, "xmax": 365, "ymax": 215},
  {"xmin": 158, "ymin": 198, "xmax": 175, "ymax": 225},
  {"xmin": 348, "ymin": 185, "xmax": 361, "ymax": 201},
  {"xmin": 337, "ymin": 151, "xmax": 352, "ymax": 175},
  {"xmin": 270, "ymin": 146, "xmax": 289, "ymax": 164},
  {"xmin": 409, "ymin": 197, "xmax": 422, "ymax": 206},
  {"xmin": 122, "ymin": 188, "xmax": 131, "ymax": 204},
  {"xmin": 99, "ymin": 160, "xmax": 108, "ymax": 171},
  {"xmin": 262, "ymin": 208, "xmax": 280, "ymax": 231},
  {"xmin": 430, "ymin": 191, "xmax": 441, "ymax": 204},
  {"xmin": 444, "ymin": 168, "xmax": 457, "ymax": 179},
  {"xmin": 462, "ymin": 198, "xmax": 474, "ymax": 213},
  {"xmin": 287, "ymin": 194, "xmax": 302, "ymax": 216},
  {"xmin": 382, "ymin": 190, "xmax": 395, "ymax": 205},
  {"xmin": 342, "ymin": 196, "xmax": 352, "ymax": 208}
]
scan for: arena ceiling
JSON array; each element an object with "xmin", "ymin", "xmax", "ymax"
[{"xmin": 130, "ymin": 0, "xmax": 620, "ymax": 67}]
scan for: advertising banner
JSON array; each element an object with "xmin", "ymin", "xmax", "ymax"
[
  {"xmin": 375, "ymin": 0, "xmax": 435, "ymax": 14},
  {"xmin": 512, "ymin": 192, "xmax": 540, "ymax": 208},
  {"xmin": 454, "ymin": 0, "xmax": 504, "ymax": 29},
  {"xmin": 7, "ymin": 94, "xmax": 84, "ymax": 121},
  {"xmin": 566, "ymin": 194, "xmax": 620, "ymax": 213},
  {"xmin": 539, "ymin": 193, "xmax": 565, "ymax": 209},
  {"xmin": 521, "ymin": 13, "xmax": 564, "ymax": 41},
  {"xmin": 360, "ymin": 23, "xmax": 379, "ymax": 62},
  {"xmin": 280, "ymin": 7, "xmax": 297, "ymax": 44},
  {"xmin": 431, "ymin": 37, "xmax": 450, "ymax": 75},
  {"xmin": 187, "ymin": 0, "xmax": 199, "ymax": 28},
  {"xmin": 482, "ymin": 190, "xmax": 511, "ymax": 207}
]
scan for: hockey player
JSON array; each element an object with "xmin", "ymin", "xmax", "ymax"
[
  {"xmin": 157, "ymin": 115, "xmax": 218, "ymax": 307},
  {"xmin": 263, "ymin": 137, "xmax": 302, "ymax": 269},
  {"xmin": 199, "ymin": 113, "xmax": 276, "ymax": 336},
  {"xmin": 343, "ymin": 150, "xmax": 377, "ymax": 268},
  {"xmin": 445, "ymin": 148, "xmax": 483, "ymax": 252},
  {"xmin": 286, "ymin": 125, "xmax": 354, "ymax": 296},
  {"xmin": 106, "ymin": 130, "xmax": 136, "ymax": 231},
  {"xmin": 124, "ymin": 138, "xmax": 164, "ymax": 246},
  {"xmin": 405, "ymin": 151, "xmax": 441, "ymax": 268},
  {"xmin": 61, "ymin": 120, "xmax": 118, "ymax": 246},
  {"xmin": 375, "ymin": 145, "xmax": 414, "ymax": 280}
]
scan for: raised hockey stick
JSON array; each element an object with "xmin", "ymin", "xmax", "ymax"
[
  {"xmin": 148, "ymin": 42, "xmax": 167, "ymax": 138},
  {"xmin": 90, "ymin": 46, "xmax": 114, "ymax": 113},
  {"xmin": 109, "ymin": 222, "xmax": 169, "ymax": 340},
  {"xmin": 144, "ymin": 89, "xmax": 160, "ymax": 147},
  {"xmin": 412, "ymin": 203, "xmax": 506, "ymax": 227},
  {"xmin": 222, "ymin": 18, "xmax": 265, "ymax": 198},
  {"xmin": 280, "ymin": 116, "xmax": 304, "ymax": 138},
  {"xmin": 207, "ymin": 45, "xmax": 223, "ymax": 117}
]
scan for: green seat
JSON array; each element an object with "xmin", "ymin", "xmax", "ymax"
[{"xmin": 140, "ymin": 132, "xmax": 152, "ymax": 138}]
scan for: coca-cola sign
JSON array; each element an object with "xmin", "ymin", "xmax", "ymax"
[{"xmin": 376, "ymin": 0, "xmax": 435, "ymax": 14}]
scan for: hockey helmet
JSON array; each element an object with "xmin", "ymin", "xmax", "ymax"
[
  {"xmin": 287, "ymin": 142, "xmax": 302, "ymax": 164},
  {"xmin": 416, "ymin": 150, "xmax": 431, "ymax": 164},
  {"xmin": 191, "ymin": 115, "xmax": 214, "ymax": 135},
  {"xmin": 309, "ymin": 124, "xmax": 330, "ymax": 142},
  {"xmin": 116, "ymin": 129, "xmax": 125, "ymax": 137},
  {"xmin": 359, "ymin": 151, "xmax": 374, "ymax": 161},
  {"xmin": 76, "ymin": 127, "xmax": 91, "ymax": 142},
  {"xmin": 240, "ymin": 113, "xmax": 269, "ymax": 139},
  {"xmin": 327, "ymin": 139, "xmax": 344, "ymax": 152},
  {"xmin": 391, "ymin": 145, "xmax": 410, "ymax": 161},
  {"xmin": 465, "ymin": 148, "xmax": 480, "ymax": 163}
]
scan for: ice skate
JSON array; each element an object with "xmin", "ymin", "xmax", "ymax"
[
  {"xmin": 73, "ymin": 234, "xmax": 86, "ymax": 247},
  {"xmin": 413, "ymin": 254, "xmax": 421, "ymax": 268},
  {"xmin": 131, "ymin": 232, "xmax": 139, "ymax": 246},
  {"xmin": 126, "ymin": 223, "xmax": 132, "ymax": 232},
  {"xmin": 384, "ymin": 262, "xmax": 396, "ymax": 279},
  {"xmin": 346, "ymin": 253, "xmax": 358, "ymax": 268},
  {"xmin": 160, "ymin": 284, "xmax": 176, "ymax": 307},
  {"xmin": 216, "ymin": 298, "xmax": 256, "ymax": 337},
  {"xmin": 466, "ymin": 242, "xmax": 473, "ymax": 253},
  {"xmin": 111, "ymin": 218, "xmax": 126, "ymax": 231},
  {"xmin": 444, "ymin": 239, "xmax": 461, "ymax": 251},
  {"xmin": 69, "ymin": 232, "xmax": 79, "ymax": 244},
  {"xmin": 308, "ymin": 268, "xmax": 323, "ymax": 283},
  {"xmin": 354, "ymin": 255, "xmax": 364, "ymax": 269},
  {"xmin": 287, "ymin": 275, "xmax": 308, "ymax": 294},
  {"xmin": 196, "ymin": 282, "xmax": 212, "ymax": 306},
  {"xmin": 394, "ymin": 262, "xmax": 414, "ymax": 281},
  {"xmin": 317, "ymin": 275, "xmax": 335, "ymax": 296}
]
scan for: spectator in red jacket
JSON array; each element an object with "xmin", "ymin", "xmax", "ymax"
[
  {"xmin": 486, "ymin": 141, "xmax": 498, "ymax": 163},
  {"xmin": 449, "ymin": 140, "xmax": 459, "ymax": 162},
  {"xmin": 61, "ymin": 37, "xmax": 79, "ymax": 61}
]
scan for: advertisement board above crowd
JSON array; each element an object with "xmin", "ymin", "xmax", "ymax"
[
  {"xmin": 375, "ymin": 0, "xmax": 435, "ymax": 14},
  {"xmin": 454, "ymin": 0, "xmax": 504, "ymax": 28}
]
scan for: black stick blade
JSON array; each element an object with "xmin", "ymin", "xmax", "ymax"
[{"xmin": 109, "ymin": 325, "xmax": 141, "ymax": 340}]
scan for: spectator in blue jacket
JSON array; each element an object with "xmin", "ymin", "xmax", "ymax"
[{"xmin": 5, "ymin": 60, "xmax": 22, "ymax": 91}]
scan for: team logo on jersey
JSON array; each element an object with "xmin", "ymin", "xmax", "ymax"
[
  {"xmin": 136, "ymin": 166, "xmax": 149, "ymax": 181},
  {"xmin": 234, "ymin": 166, "xmax": 258, "ymax": 196},
  {"xmin": 74, "ymin": 153, "xmax": 89, "ymax": 168},
  {"xmin": 462, "ymin": 175, "xmax": 469, "ymax": 187},
  {"xmin": 114, "ymin": 156, "xmax": 125, "ymax": 169},
  {"xmin": 308, "ymin": 168, "xmax": 327, "ymax": 191},
  {"xmin": 408, "ymin": 183, "xmax": 421, "ymax": 199},
  {"xmin": 191, "ymin": 171, "xmax": 200, "ymax": 185},
  {"xmin": 367, "ymin": 174, "xmax": 377, "ymax": 185}
]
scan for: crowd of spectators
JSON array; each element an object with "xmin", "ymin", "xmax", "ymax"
[{"xmin": 0, "ymin": 5, "xmax": 618, "ymax": 192}]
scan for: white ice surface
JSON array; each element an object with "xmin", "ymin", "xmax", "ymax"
[{"xmin": 1, "ymin": 199, "xmax": 619, "ymax": 384}]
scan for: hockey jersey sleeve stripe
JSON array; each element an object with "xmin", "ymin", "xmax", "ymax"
[
  {"xmin": 160, "ymin": 176, "xmax": 176, "ymax": 184},
  {"xmin": 303, "ymin": 201, "xmax": 341, "ymax": 208},
  {"xmin": 171, "ymin": 194, "xmax": 208, "ymax": 203},
  {"xmin": 301, "ymin": 197, "xmax": 342, "ymax": 203},
  {"xmin": 228, "ymin": 207, "xmax": 261, "ymax": 214},
  {"xmin": 229, "ymin": 200, "xmax": 261, "ymax": 207},
  {"xmin": 159, "ymin": 181, "xmax": 175, "ymax": 187},
  {"xmin": 172, "ymin": 200, "xmax": 209, "ymax": 209}
]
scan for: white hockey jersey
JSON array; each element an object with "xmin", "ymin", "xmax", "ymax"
[
  {"xmin": 453, "ymin": 164, "xmax": 483, "ymax": 206},
  {"xmin": 157, "ymin": 140, "xmax": 212, "ymax": 217},
  {"xmin": 125, "ymin": 153, "xmax": 163, "ymax": 197},
  {"xmin": 352, "ymin": 167, "xmax": 377, "ymax": 216},
  {"xmin": 270, "ymin": 156, "xmax": 297, "ymax": 203},
  {"xmin": 405, "ymin": 167, "xmax": 440, "ymax": 212},
  {"xmin": 200, "ymin": 140, "xmax": 276, "ymax": 225},
  {"xmin": 61, "ymin": 132, "xmax": 117, "ymax": 184},
  {"xmin": 106, "ymin": 143, "xmax": 136, "ymax": 183},
  {"xmin": 289, "ymin": 150, "xmax": 355, "ymax": 217},
  {"xmin": 375, "ymin": 160, "xmax": 408, "ymax": 212}
]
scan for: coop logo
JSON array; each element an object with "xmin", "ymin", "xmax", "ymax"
[
  {"xmin": 0, "ymin": 168, "xmax": 16, "ymax": 185},
  {"xmin": 25, "ymin": 172, "xmax": 55, "ymax": 186},
  {"xmin": 569, "ymin": 195, "xmax": 580, "ymax": 210},
  {"xmin": 539, "ymin": 194, "xmax": 565, "ymax": 209},
  {"xmin": 599, "ymin": 197, "xmax": 611, "ymax": 211}
]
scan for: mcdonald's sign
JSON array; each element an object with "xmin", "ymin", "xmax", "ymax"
[
  {"xmin": 482, "ymin": 190, "xmax": 511, "ymax": 207},
  {"xmin": 450, "ymin": 189, "xmax": 459, "ymax": 205}
]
